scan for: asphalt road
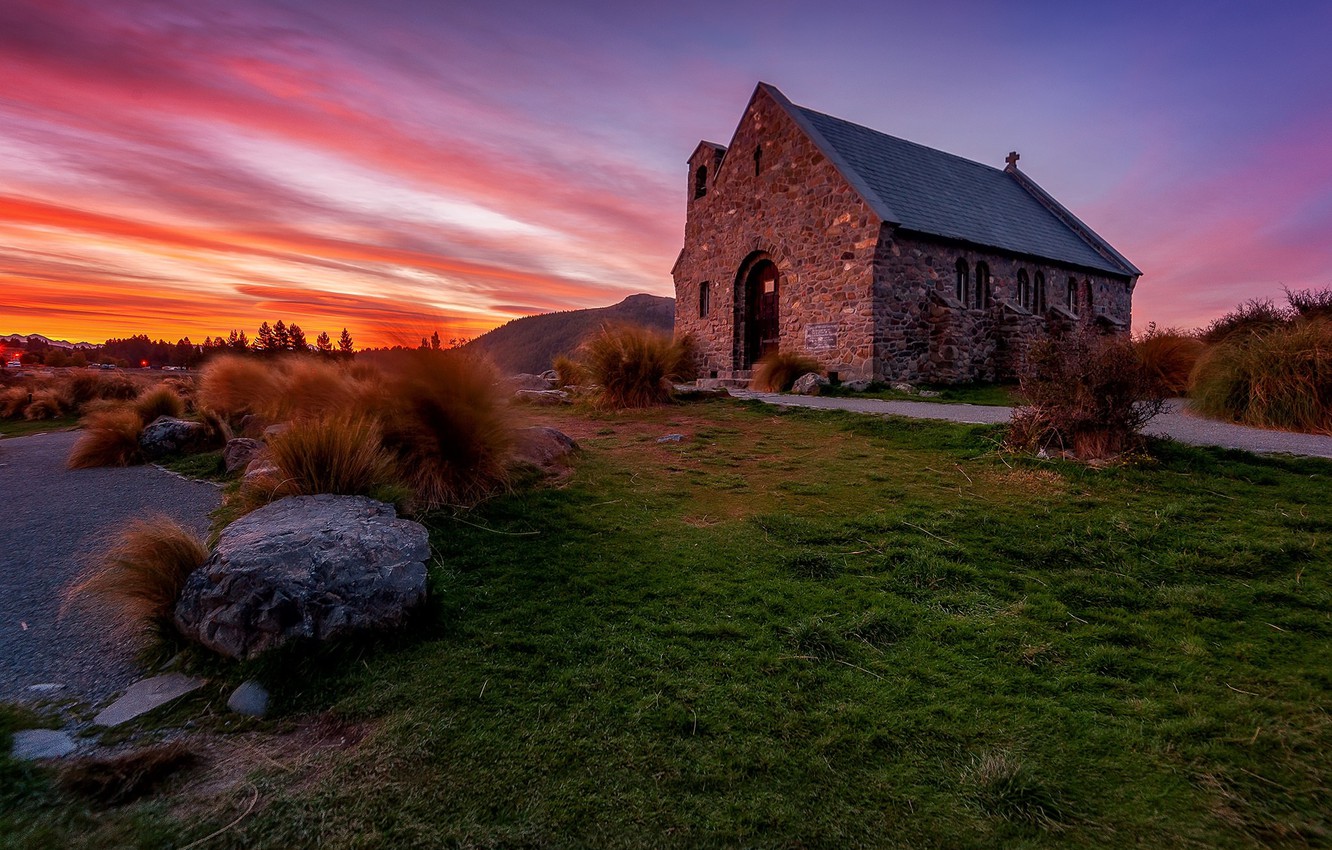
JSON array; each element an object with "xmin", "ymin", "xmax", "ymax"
[
  {"xmin": 732, "ymin": 392, "xmax": 1332, "ymax": 459},
  {"xmin": 0, "ymin": 429, "xmax": 221, "ymax": 707}
]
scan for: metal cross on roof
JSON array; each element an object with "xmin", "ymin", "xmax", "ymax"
[{"xmin": 1005, "ymin": 151, "xmax": 1020, "ymax": 168}]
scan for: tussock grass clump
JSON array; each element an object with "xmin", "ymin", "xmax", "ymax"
[
  {"xmin": 751, "ymin": 352, "xmax": 822, "ymax": 392},
  {"xmin": 961, "ymin": 751, "xmax": 1068, "ymax": 830},
  {"xmin": 1134, "ymin": 324, "xmax": 1203, "ymax": 396},
  {"xmin": 1009, "ymin": 331, "xmax": 1167, "ymax": 460},
  {"xmin": 65, "ymin": 517, "xmax": 207, "ymax": 636},
  {"xmin": 22, "ymin": 389, "xmax": 62, "ymax": 420},
  {"xmin": 552, "ymin": 354, "xmax": 587, "ymax": 388},
  {"xmin": 269, "ymin": 357, "xmax": 364, "ymax": 422},
  {"xmin": 1201, "ymin": 298, "xmax": 1291, "ymax": 345},
  {"xmin": 62, "ymin": 372, "xmax": 141, "ymax": 410},
  {"xmin": 1190, "ymin": 319, "xmax": 1332, "ymax": 434},
  {"xmin": 0, "ymin": 386, "xmax": 31, "ymax": 418},
  {"xmin": 67, "ymin": 408, "xmax": 145, "ymax": 468},
  {"xmin": 132, "ymin": 386, "xmax": 186, "ymax": 424},
  {"xmin": 256, "ymin": 413, "xmax": 397, "ymax": 501},
  {"xmin": 197, "ymin": 355, "xmax": 285, "ymax": 421},
  {"xmin": 375, "ymin": 350, "xmax": 515, "ymax": 509},
  {"xmin": 582, "ymin": 324, "xmax": 694, "ymax": 408}
]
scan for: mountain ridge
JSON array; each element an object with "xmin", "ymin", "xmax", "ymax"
[{"xmin": 464, "ymin": 294, "xmax": 675, "ymax": 375}]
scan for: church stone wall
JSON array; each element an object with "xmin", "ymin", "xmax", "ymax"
[{"xmin": 673, "ymin": 87, "xmax": 880, "ymax": 380}]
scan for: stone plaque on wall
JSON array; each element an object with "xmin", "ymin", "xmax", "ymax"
[{"xmin": 804, "ymin": 322, "xmax": 839, "ymax": 353}]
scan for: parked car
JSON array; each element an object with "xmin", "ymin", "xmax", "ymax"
[{"xmin": 5, "ymin": 360, "xmax": 22, "ymax": 369}]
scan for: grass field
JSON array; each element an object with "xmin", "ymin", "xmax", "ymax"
[
  {"xmin": 4, "ymin": 399, "xmax": 1330, "ymax": 848},
  {"xmin": 0, "ymin": 416, "xmax": 78, "ymax": 438}
]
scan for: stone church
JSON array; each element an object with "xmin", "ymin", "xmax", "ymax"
[{"xmin": 672, "ymin": 83, "xmax": 1140, "ymax": 384}]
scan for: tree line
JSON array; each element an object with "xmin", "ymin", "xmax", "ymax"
[{"xmin": 10, "ymin": 322, "xmax": 357, "ymax": 369}]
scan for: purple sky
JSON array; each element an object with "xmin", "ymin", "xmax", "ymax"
[{"xmin": 1, "ymin": 0, "xmax": 1328, "ymax": 344}]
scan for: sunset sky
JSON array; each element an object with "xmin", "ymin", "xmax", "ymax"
[{"xmin": 2, "ymin": 0, "xmax": 1329, "ymax": 347}]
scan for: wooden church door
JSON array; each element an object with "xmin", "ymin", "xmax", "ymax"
[{"xmin": 744, "ymin": 261, "xmax": 779, "ymax": 367}]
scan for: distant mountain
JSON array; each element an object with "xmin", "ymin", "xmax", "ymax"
[
  {"xmin": 0, "ymin": 333, "xmax": 98, "ymax": 350},
  {"xmin": 464, "ymin": 294, "xmax": 674, "ymax": 375}
]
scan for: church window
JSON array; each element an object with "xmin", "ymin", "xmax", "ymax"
[
  {"xmin": 975, "ymin": 262, "xmax": 991, "ymax": 308},
  {"xmin": 693, "ymin": 165, "xmax": 708, "ymax": 199},
  {"xmin": 1087, "ymin": 281, "xmax": 1095, "ymax": 314},
  {"xmin": 699, "ymin": 281, "xmax": 711, "ymax": 317},
  {"xmin": 754, "ymin": 145, "xmax": 763, "ymax": 176},
  {"xmin": 1034, "ymin": 272, "xmax": 1046, "ymax": 312},
  {"xmin": 1066, "ymin": 277, "xmax": 1077, "ymax": 313},
  {"xmin": 955, "ymin": 259, "xmax": 969, "ymax": 304},
  {"xmin": 1017, "ymin": 269, "xmax": 1030, "ymax": 311}
]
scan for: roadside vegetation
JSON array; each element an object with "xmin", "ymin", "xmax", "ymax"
[{"xmin": 751, "ymin": 351, "xmax": 823, "ymax": 392}]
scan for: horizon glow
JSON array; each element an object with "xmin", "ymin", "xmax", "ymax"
[{"xmin": 1, "ymin": 0, "xmax": 1329, "ymax": 346}]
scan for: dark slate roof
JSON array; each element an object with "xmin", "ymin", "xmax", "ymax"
[{"xmin": 765, "ymin": 85, "xmax": 1138, "ymax": 277}]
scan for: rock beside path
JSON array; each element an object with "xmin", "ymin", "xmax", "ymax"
[
  {"xmin": 139, "ymin": 417, "xmax": 217, "ymax": 459},
  {"xmin": 223, "ymin": 438, "xmax": 264, "ymax": 474},
  {"xmin": 174, "ymin": 495, "xmax": 429, "ymax": 660},
  {"xmin": 792, "ymin": 373, "xmax": 829, "ymax": 395}
]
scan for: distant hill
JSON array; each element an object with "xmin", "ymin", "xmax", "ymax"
[
  {"xmin": 1, "ymin": 333, "xmax": 98, "ymax": 350},
  {"xmin": 465, "ymin": 294, "xmax": 674, "ymax": 375}
]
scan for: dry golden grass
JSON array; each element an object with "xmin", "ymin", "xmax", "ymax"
[
  {"xmin": 375, "ymin": 350, "xmax": 515, "ymax": 509},
  {"xmin": 133, "ymin": 385, "xmax": 186, "ymax": 424},
  {"xmin": 0, "ymin": 386, "xmax": 30, "ymax": 418},
  {"xmin": 65, "ymin": 516, "xmax": 208, "ymax": 635},
  {"xmin": 751, "ymin": 352, "xmax": 823, "ymax": 392},
  {"xmin": 268, "ymin": 357, "xmax": 363, "ymax": 422},
  {"xmin": 1134, "ymin": 326, "xmax": 1204, "ymax": 396},
  {"xmin": 581, "ymin": 324, "xmax": 693, "ymax": 409},
  {"xmin": 253, "ymin": 413, "xmax": 397, "ymax": 502},
  {"xmin": 57, "ymin": 743, "xmax": 197, "ymax": 805},
  {"xmin": 552, "ymin": 354, "xmax": 587, "ymax": 388},
  {"xmin": 67, "ymin": 408, "xmax": 145, "ymax": 468},
  {"xmin": 22, "ymin": 389, "xmax": 62, "ymax": 420},
  {"xmin": 197, "ymin": 355, "xmax": 285, "ymax": 421}
]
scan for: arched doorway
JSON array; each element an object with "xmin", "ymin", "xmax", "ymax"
[{"xmin": 739, "ymin": 258, "xmax": 780, "ymax": 367}]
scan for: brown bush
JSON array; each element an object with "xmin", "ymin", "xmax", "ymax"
[
  {"xmin": 268, "ymin": 357, "xmax": 362, "ymax": 422},
  {"xmin": 751, "ymin": 352, "xmax": 823, "ymax": 392},
  {"xmin": 67, "ymin": 408, "xmax": 145, "ymax": 468},
  {"xmin": 1133, "ymin": 324, "xmax": 1204, "ymax": 396},
  {"xmin": 64, "ymin": 517, "xmax": 207, "ymax": 636},
  {"xmin": 374, "ymin": 350, "xmax": 515, "ymax": 509},
  {"xmin": 62, "ymin": 372, "xmax": 141, "ymax": 411},
  {"xmin": 251, "ymin": 413, "xmax": 398, "ymax": 503},
  {"xmin": 552, "ymin": 354, "xmax": 587, "ymax": 388},
  {"xmin": 196, "ymin": 355, "xmax": 284, "ymax": 421},
  {"xmin": 22, "ymin": 389, "xmax": 63, "ymax": 420},
  {"xmin": 1008, "ymin": 331, "xmax": 1168, "ymax": 460},
  {"xmin": 0, "ymin": 386, "xmax": 29, "ymax": 418},
  {"xmin": 581, "ymin": 324, "xmax": 693, "ymax": 409},
  {"xmin": 133, "ymin": 385, "xmax": 186, "ymax": 424},
  {"xmin": 1200, "ymin": 298, "xmax": 1290, "ymax": 345}
]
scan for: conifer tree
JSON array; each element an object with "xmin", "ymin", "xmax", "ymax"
[
  {"xmin": 273, "ymin": 319, "xmax": 290, "ymax": 351},
  {"xmin": 315, "ymin": 331, "xmax": 332, "ymax": 353},
  {"xmin": 338, "ymin": 328, "xmax": 354, "ymax": 354},
  {"xmin": 288, "ymin": 323, "xmax": 308, "ymax": 352},
  {"xmin": 256, "ymin": 322, "xmax": 275, "ymax": 352},
  {"xmin": 430, "ymin": 330, "xmax": 441, "ymax": 350}
]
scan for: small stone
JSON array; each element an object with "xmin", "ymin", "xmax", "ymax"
[
  {"xmin": 917, "ymin": 390, "xmax": 942, "ymax": 398},
  {"xmin": 657, "ymin": 434, "xmax": 685, "ymax": 443},
  {"xmin": 842, "ymin": 379, "xmax": 872, "ymax": 392},
  {"xmin": 11, "ymin": 729, "xmax": 76, "ymax": 760},
  {"xmin": 506, "ymin": 373, "xmax": 554, "ymax": 392},
  {"xmin": 226, "ymin": 680, "xmax": 269, "ymax": 717},
  {"xmin": 513, "ymin": 426, "xmax": 579, "ymax": 472},
  {"xmin": 791, "ymin": 373, "xmax": 829, "ymax": 395},
  {"xmin": 26, "ymin": 683, "xmax": 64, "ymax": 693},
  {"xmin": 263, "ymin": 423, "xmax": 290, "ymax": 438},
  {"xmin": 92, "ymin": 673, "xmax": 206, "ymax": 728},
  {"xmin": 223, "ymin": 438, "xmax": 264, "ymax": 474},
  {"xmin": 513, "ymin": 389, "xmax": 570, "ymax": 406}
]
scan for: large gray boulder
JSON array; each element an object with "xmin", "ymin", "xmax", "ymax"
[
  {"xmin": 174, "ymin": 495, "xmax": 429, "ymax": 659},
  {"xmin": 140, "ymin": 417, "xmax": 216, "ymax": 458}
]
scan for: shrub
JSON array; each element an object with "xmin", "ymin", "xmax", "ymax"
[
  {"xmin": 196, "ymin": 355, "xmax": 284, "ymax": 421},
  {"xmin": 751, "ymin": 352, "xmax": 822, "ymax": 392},
  {"xmin": 374, "ymin": 350, "xmax": 515, "ymax": 509},
  {"xmin": 582, "ymin": 324, "xmax": 693, "ymax": 408},
  {"xmin": 268, "ymin": 357, "xmax": 361, "ymax": 422},
  {"xmin": 552, "ymin": 354, "xmax": 587, "ymax": 388},
  {"xmin": 67, "ymin": 408, "xmax": 145, "ymax": 468},
  {"xmin": 62, "ymin": 372, "xmax": 140, "ymax": 411},
  {"xmin": 254, "ymin": 413, "xmax": 398, "ymax": 501},
  {"xmin": 1190, "ymin": 319, "xmax": 1332, "ymax": 434},
  {"xmin": 0, "ymin": 386, "xmax": 29, "ymax": 418},
  {"xmin": 64, "ymin": 517, "xmax": 207, "ymax": 636},
  {"xmin": 1200, "ymin": 298, "xmax": 1290, "ymax": 345},
  {"xmin": 1134, "ymin": 324, "xmax": 1204, "ymax": 396},
  {"xmin": 133, "ymin": 386, "xmax": 185, "ymax": 424},
  {"xmin": 1008, "ymin": 331, "xmax": 1167, "ymax": 460},
  {"xmin": 22, "ymin": 390, "xmax": 62, "ymax": 420},
  {"xmin": 1285, "ymin": 286, "xmax": 1332, "ymax": 321}
]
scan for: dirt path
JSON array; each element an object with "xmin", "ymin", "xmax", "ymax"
[
  {"xmin": 0, "ymin": 430, "xmax": 221, "ymax": 707},
  {"xmin": 731, "ymin": 392, "xmax": 1332, "ymax": 459}
]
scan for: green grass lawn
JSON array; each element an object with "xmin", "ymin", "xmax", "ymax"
[
  {"xmin": 0, "ymin": 416, "xmax": 78, "ymax": 438},
  {"xmin": 824, "ymin": 382, "xmax": 1019, "ymax": 406},
  {"xmin": 4, "ymin": 399, "xmax": 1330, "ymax": 848}
]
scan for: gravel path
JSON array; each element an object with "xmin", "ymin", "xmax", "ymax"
[
  {"xmin": 0, "ymin": 429, "xmax": 221, "ymax": 707},
  {"xmin": 732, "ymin": 392, "xmax": 1332, "ymax": 459}
]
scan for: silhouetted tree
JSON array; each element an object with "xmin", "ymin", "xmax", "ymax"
[
  {"xmin": 256, "ymin": 322, "xmax": 275, "ymax": 352},
  {"xmin": 430, "ymin": 330, "xmax": 441, "ymax": 350},
  {"xmin": 338, "ymin": 328, "xmax": 354, "ymax": 354},
  {"xmin": 288, "ymin": 323, "xmax": 308, "ymax": 352},
  {"xmin": 273, "ymin": 319, "xmax": 290, "ymax": 352},
  {"xmin": 315, "ymin": 331, "xmax": 332, "ymax": 353}
]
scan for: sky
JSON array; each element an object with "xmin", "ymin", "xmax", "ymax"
[{"xmin": 1, "ymin": 0, "xmax": 1329, "ymax": 347}]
